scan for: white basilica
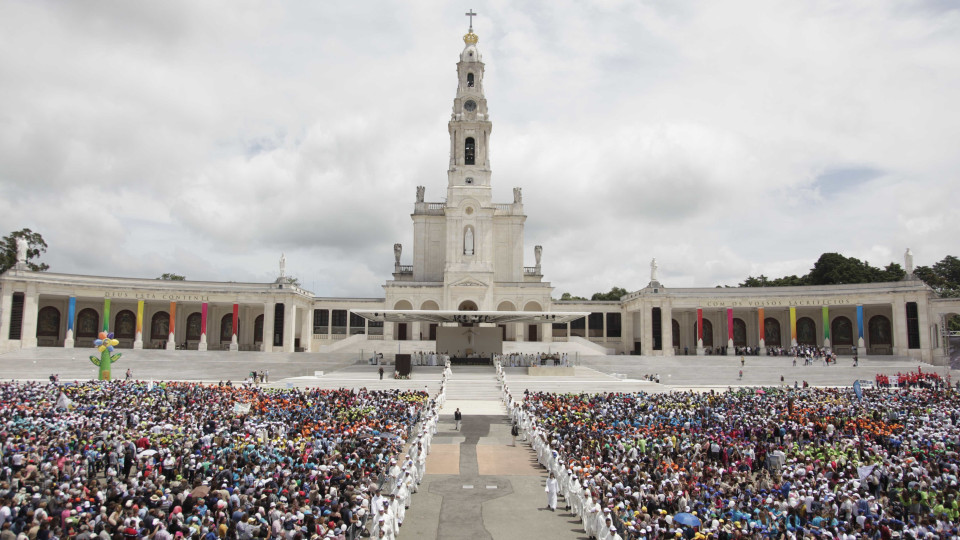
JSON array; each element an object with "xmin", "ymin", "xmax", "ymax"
[{"xmin": 1, "ymin": 22, "xmax": 959, "ymax": 365}]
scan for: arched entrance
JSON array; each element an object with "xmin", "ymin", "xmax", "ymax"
[
  {"xmin": 458, "ymin": 300, "xmax": 479, "ymax": 311},
  {"xmin": 76, "ymin": 308, "xmax": 99, "ymax": 341},
  {"xmin": 37, "ymin": 306, "xmax": 60, "ymax": 345},
  {"xmin": 393, "ymin": 300, "xmax": 412, "ymax": 341},
  {"xmin": 733, "ymin": 318, "xmax": 747, "ymax": 348},
  {"xmin": 831, "ymin": 316, "xmax": 853, "ymax": 347},
  {"xmin": 524, "ymin": 301, "xmax": 542, "ymax": 342},
  {"xmin": 497, "ymin": 301, "xmax": 517, "ymax": 341},
  {"xmin": 764, "ymin": 318, "xmax": 781, "ymax": 348},
  {"xmin": 421, "ymin": 300, "xmax": 440, "ymax": 340},
  {"xmin": 797, "ymin": 317, "xmax": 816, "ymax": 346},
  {"xmin": 868, "ymin": 314, "xmax": 892, "ymax": 354},
  {"xmin": 114, "ymin": 310, "xmax": 136, "ymax": 341},
  {"xmin": 695, "ymin": 319, "xmax": 713, "ymax": 348}
]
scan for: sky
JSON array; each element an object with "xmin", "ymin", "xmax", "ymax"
[{"xmin": 1, "ymin": 0, "xmax": 958, "ymax": 298}]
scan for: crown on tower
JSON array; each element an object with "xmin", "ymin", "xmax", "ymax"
[{"xmin": 463, "ymin": 31, "xmax": 478, "ymax": 45}]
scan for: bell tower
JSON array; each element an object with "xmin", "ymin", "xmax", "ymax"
[{"xmin": 447, "ymin": 10, "xmax": 492, "ymax": 204}]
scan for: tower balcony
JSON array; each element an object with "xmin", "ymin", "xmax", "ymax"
[{"xmin": 414, "ymin": 202, "xmax": 446, "ymax": 215}]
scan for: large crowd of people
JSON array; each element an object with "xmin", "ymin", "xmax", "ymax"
[
  {"xmin": 499, "ymin": 361, "xmax": 960, "ymax": 539},
  {"xmin": 0, "ymin": 378, "xmax": 442, "ymax": 539}
]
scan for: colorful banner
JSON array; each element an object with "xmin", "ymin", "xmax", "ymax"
[
  {"xmin": 758, "ymin": 308, "xmax": 765, "ymax": 342},
  {"xmin": 136, "ymin": 300, "xmax": 144, "ymax": 335},
  {"xmin": 169, "ymin": 302, "xmax": 176, "ymax": 340},
  {"xmin": 232, "ymin": 303, "xmax": 239, "ymax": 338},
  {"xmin": 822, "ymin": 306, "xmax": 830, "ymax": 340},
  {"xmin": 697, "ymin": 308, "xmax": 703, "ymax": 341},
  {"xmin": 789, "ymin": 307, "xmax": 797, "ymax": 342},
  {"xmin": 201, "ymin": 303, "xmax": 208, "ymax": 336},
  {"xmin": 102, "ymin": 298, "xmax": 111, "ymax": 332},
  {"xmin": 726, "ymin": 308, "xmax": 734, "ymax": 340},
  {"xmin": 856, "ymin": 305, "xmax": 864, "ymax": 341},
  {"xmin": 67, "ymin": 297, "xmax": 76, "ymax": 332}
]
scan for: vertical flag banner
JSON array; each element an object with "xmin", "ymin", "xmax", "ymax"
[
  {"xmin": 727, "ymin": 308, "xmax": 734, "ymax": 341},
  {"xmin": 758, "ymin": 308, "xmax": 765, "ymax": 342},
  {"xmin": 822, "ymin": 306, "xmax": 830, "ymax": 341},
  {"xmin": 201, "ymin": 303, "xmax": 208, "ymax": 337},
  {"xmin": 67, "ymin": 297, "xmax": 76, "ymax": 333},
  {"xmin": 232, "ymin": 303, "xmax": 239, "ymax": 338},
  {"xmin": 169, "ymin": 302, "xmax": 176, "ymax": 341},
  {"xmin": 103, "ymin": 298, "xmax": 111, "ymax": 332},
  {"xmin": 697, "ymin": 308, "xmax": 704, "ymax": 342},
  {"xmin": 789, "ymin": 307, "xmax": 797, "ymax": 343},
  {"xmin": 136, "ymin": 301, "xmax": 144, "ymax": 336}
]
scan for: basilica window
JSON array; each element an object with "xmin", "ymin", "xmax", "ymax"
[
  {"xmin": 464, "ymin": 137, "xmax": 475, "ymax": 165},
  {"xmin": 467, "ymin": 73, "xmax": 475, "ymax": 87}
]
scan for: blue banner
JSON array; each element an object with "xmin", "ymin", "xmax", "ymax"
[{"xmin": 853, "ymin": 380, "xmax": 863, "ymax": 400}]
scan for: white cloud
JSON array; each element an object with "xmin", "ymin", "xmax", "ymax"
[{"xmin": 1, "ymin": 0, "xmax": 958, "ymax": 297}]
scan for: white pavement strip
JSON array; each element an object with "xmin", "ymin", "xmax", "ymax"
[{"xmin": 463, "ymin": 485, "xmax": 474, "ymax": 489}]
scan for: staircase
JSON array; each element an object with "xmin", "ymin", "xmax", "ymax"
[{"xmin": 445, "ymin": 367, "xmax": 502, "ymax": 400}]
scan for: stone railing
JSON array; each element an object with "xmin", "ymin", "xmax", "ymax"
[
  {"xmin": 523, "ymin": 266, "xmax": 541, "ymax": 275},
  {"xmin": 395, "ymin": 265, "xmax": 413, "ymax": 273},
  {"xmin": 414, "ymin": 202, "xmax": 446, "ymax": 215}
]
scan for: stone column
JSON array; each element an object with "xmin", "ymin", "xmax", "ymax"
[
  {"xmin": 262, "ymin": 301, "xmax": 275, "ymax": 352},
  {"xmin": 641, "ymin": 305, "xmax": 653, "ymax": 356},
  {"xmin": 916, "ymin": 298, "xmax": 931, "ymax": 362},
  {"xmin": 856, "ymin": 305, "xmax": 865, "ymax": 349},
  {"xmin": 300, "ymin": 306, "xmax": 313, "ymax": 352},
  {"xmin": 0, "ymin": 286, "xmax": 12, "ymax": 349},
  {"xmin": 541, "ymin": 322, "xmax": 552, "ymax": 345},
  {"xmin": 64, "ymin": 296, "xmax": 76, "ymax": 348},
  {"xmin": 21, "ymin": 285, "xmax": 38, "ymax": 348},
  {"xmin": 621, "ymin": 311, "xmax": 635, "ymax": 354},
  {"xmin": 663, "ymin": 303, "xmax": 673, "ymax": 356},
  {"xmin": 891, "ymin": 298, "xmax": 907, "ymax": 356},
  {"xmin": 284, "ymin": 302, "xmax": 296, "ymax": 353}
]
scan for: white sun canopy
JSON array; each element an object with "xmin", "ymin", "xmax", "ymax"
[{"xmin": 349, "ymin": 309, "xmax": 589, "ymax": 325}]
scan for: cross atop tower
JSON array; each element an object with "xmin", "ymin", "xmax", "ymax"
[{"xmin": 465, "ymin": 9, "xmax": 477, "ymax": 31}]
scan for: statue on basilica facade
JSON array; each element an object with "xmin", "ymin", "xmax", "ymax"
[
  {"xmin": 394, "ymin": 243, "xmax": 402, "ymax": 266},
  {"xmin": 464, "ymin": 227, "xmax": 474, "ymax": 256},
  {"xmin": 650, "ymin": 258, "xmax": 659, "ymax": 282},
  {"xmin": 904, "ymin": 248, "xmax": 914, "ymax": 275},
  {"xmin": 279, "ymin": 253, "xmax": 286, "ymax": 279},
  {"xmin": 535, "ymin": 245, "xmax": 542, "ymax": 266},
  {"xmin": 513, "ymin": 187, "xmax": 522, "ymax": 204},
  {"xmin": 416, "ymin": 185, "xmax": 425, "ymax": 203},
  {"xmin": 15, "ymin": 237, "xmax": 28, "ymax": 264}
]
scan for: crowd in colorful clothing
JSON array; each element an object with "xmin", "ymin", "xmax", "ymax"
[
  {"xmin": 499, "ymin": 361, "xmax": 960, "ymax": 539},
  {"xmin": 874, "ymin": 371, "xmax": 946, "ymax": 390},
  {"xmin": 0, "ymin": 380, "xmax": 438, "ymax": 539}
]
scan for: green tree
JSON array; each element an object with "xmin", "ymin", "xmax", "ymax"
[
  {"xmin": 558, "ymin": 292, "xmax": 588, "ymax": 301},
  {"xmin": 157, "ymin": 273, "xmax": 186, "ymax": 281},
  {"xmin": 591, "ymin": 286, "xmax": 629, "ymax": 301},
  {"xmin": 0, "ymin": 229, "xmax": 49, "ymax": 274},
  {"xmin": 915, "ymin": 255, "xmax": 960, "ymax": 298},
  {"xmin": 740, "ymin": 253, "xmax": 904, "ymax": 288}
]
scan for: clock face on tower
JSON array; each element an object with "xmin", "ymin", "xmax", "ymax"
[{"xmin": 463, "ymin": 100, "xmax": 477, "ymax": 112}]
